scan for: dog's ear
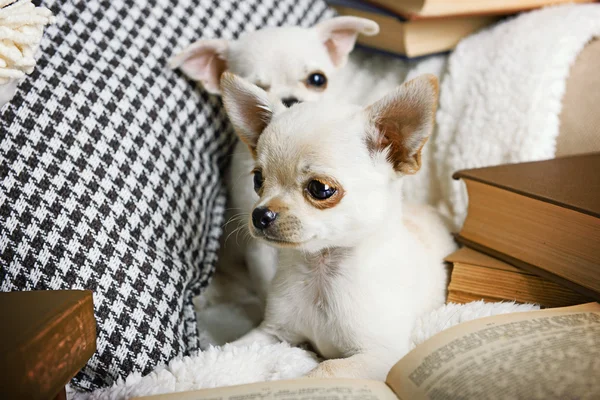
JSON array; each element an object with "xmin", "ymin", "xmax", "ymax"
[
  {"xmin": 365, "ymin": 74, "xmax": 439, "ymax": 175},
  {"xmin": 221, "ymin": 73, "xmax": 282, "ymax": 157},
  {"xmin": 314, "ymin": 16, "xmax": 379, "ymax": 67},
  {"xmin": 169, "ymin": 39, "xmax": 229, "ymax": 94}
]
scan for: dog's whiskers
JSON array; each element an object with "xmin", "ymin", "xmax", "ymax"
[
  {"xmin": 233, "ymin": 224, "xmax": 251, "ymax": 245},
  {"xmin": 224, "ymin": 220, "xmax": 251, "ymax": 245}
]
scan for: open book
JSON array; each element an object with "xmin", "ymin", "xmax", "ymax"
[{"xmin": 135, "ymin": 303, "xmax": 600, "ymax": 400}]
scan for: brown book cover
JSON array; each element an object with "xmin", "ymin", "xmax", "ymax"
[
  {"xmin": 453, "ymin": 153, "xmax": 600, "ymax": 218},
  {"xmin": 0, "ymin": 290, "xmax": 96, "ymax": 399},
  {"xmin": 453, "ymin": 153, "xmax": 600, "ymax": 301},
  {"xmin": 445, "ymin": 248, "xmax": 593, "ymax": 308}
]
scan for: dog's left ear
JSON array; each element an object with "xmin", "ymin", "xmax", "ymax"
[
  {"xmin": 221, "ymin": 73, "xmax": 283, "ymax": 157},
  {"xmin": 365, "ymin": 74, "xmax": 439, "ymax": 175},
  {"xmin": 169, "ymin": 39, "xmax": 229, "ymax": 94},
  {"xmin": 314, "ymin": 16, "xmax": 379, "ymax": 67}
]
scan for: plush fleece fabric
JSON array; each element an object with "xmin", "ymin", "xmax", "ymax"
[{"xmin": 71, "ymin": 301, "xmax": 538, "ymax": 399}]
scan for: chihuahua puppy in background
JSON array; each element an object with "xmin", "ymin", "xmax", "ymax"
[
  {"xmin": 170, "ymin": 17, "xmax": 379, "ymax": 309},
  {"xmin": 220, "ymin": 72, "xmax": 456, "ymax": 380}
]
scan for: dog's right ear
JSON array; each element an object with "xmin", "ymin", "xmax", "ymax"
[
  {"xmin": 221, "ymin": 73, "xmax": 282, "ymax": 157},
  {"xmin": 169, "ymin": 39, "xmax": 228, "ymax": 94},
  {"xmin": 314, "ymin": 16, "xmax": 379, "ymax": 67},
  {"xmin": 365, "ymin": 74, "xmax": 439, "ymax": 175}
]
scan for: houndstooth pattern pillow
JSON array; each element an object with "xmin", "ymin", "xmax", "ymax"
[{"xmin": 0, "ymin": 0, "xmax": 331, "ymax": 391}]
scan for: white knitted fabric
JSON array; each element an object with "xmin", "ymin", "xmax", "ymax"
[{"xmin": 0, "ymin": 0, "xmax": 54, "ymax": 106}]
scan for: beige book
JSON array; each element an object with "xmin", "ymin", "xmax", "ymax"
[
  {"xmin": 134, "ymin": 302, "xmax": 600, "ymax": 400},
  {"xmin": 330, "ymin": 4, "xmax": 497, "ymax": 58},
  {"xmin": 368, "ymin": 0, "xmax": 596, "ymax": 18},
  {"xmin": 445, "ymin": 247, "xmax": 592, "ymax": 308}
]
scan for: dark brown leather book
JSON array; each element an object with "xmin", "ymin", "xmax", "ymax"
[
  {"xmin": 453, "ymin": 153, "xmax": 600, "ymax": 301},
  {"xmin": 0, "ymin": 290, "xmax": 96, "ymax": 399}
]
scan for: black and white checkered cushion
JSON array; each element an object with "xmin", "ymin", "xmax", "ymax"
[{"xmin": 0, "ymin": 0, "xmax": 331, "ymax": 391}]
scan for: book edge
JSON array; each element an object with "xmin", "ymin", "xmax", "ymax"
[
  {"xmin": 448, "ymin": 262, "xmax": 593, "ymax": 306},
  {"xmin": 358, "ymin": 0, "xmax": 595, "ymax": 19},
  {"xmin": 450, "ymin": 260, "xmax": 533, "ymax": 275},
  {"xmin": 454, "ymin": 234, "xmax": 600, "ymax": 302}
]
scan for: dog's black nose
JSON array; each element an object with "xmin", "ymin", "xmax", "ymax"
[
  {"xmin": 252, "ymin": 207, "xmax": 278, "ymax": 230},
  {"xmin": 282, "ymin": 97, "xmax": 300, "ymax": 108}
]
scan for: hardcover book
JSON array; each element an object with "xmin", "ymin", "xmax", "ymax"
[
  {"xmin": 361, "ymin": 0, "xmax": 595, "ymax": 18},
  {"xmin": 0, "ymin": 290, "xmax": 96, "ymax": 399},
  {"xmin": 445, "ymin": 247, "xmax": 592, "ymax": 307},
  {"xmin": 454, "ymin": 153, "xmax": 600, "ymax": 301},
  {"xmin": 326, "ymin": 0, "xmax": 498, "ymax": 58}
]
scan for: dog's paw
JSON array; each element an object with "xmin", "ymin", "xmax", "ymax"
[{"xmin": 305, "ymin": 359, "xmax": 347, "ymax": 379}]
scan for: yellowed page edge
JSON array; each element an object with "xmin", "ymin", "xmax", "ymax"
[
  {"xmin": 132, "ymin": 378, "xmax": 397, "ymax": 400},
  {"xmin": 386, "ymin": 302, "xmax": 600, "ymax": 399}
]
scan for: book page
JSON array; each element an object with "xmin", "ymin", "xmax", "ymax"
[
  {"xmin": 386, "ymin": 303, "xmax": 600, "ymax": 400},
  {"xmin": 133, "ymin": 378, "xmax": 397, "ymax": 400}
]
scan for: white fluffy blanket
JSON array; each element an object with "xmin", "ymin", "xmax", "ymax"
[
  {"xmin": 71, "ymin": 301, "xmax": 538, "ymax": 400},
  {"xmin": 432, "ymin": 4, "xmax": 600, "ymax": 229},
  {"xmin": 340, "ymin": 4, "xmax": 600, "ymax": 229}
]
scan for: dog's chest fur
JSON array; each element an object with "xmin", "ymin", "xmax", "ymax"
[
  {"xmin": 262, "ymin": 206, "xmax": 456, "ymax": 367},
  {"xmin": 270, "ymin": 247, "xmax": 366, "ymax": 358},
  {"xmin": 302, "ymin": 247, "xmax": 348, "ymax": 308}
]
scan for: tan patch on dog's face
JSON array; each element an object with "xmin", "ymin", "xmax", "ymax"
[
  {"xmin": 303, "ymin": 176, "xmax": 345, "ymax": 210},
  {"xmin": 265, "ymin": 197, "xmax": 289, "ymax": 213}
]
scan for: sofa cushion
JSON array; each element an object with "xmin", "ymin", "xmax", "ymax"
[
  {"xmin": 0, "ymin": 0, "xmax": 331, "ymax": 391},
  {"xmin": 556, "ymin": 39, "xmax": 600, "ymax": 157}
]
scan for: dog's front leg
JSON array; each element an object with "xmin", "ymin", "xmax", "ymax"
[
  {"xmin": 230, "ymin": 325, "xmax": 281, "ymax": 347},
  {"xmin": 245, "ymin": 239, "xmax": 278, "ymax": 303},
  {"xmin": 305, "ymin": 352, "xmax": 393, "ymax": 381}
]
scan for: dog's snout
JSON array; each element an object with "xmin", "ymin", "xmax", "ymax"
[
  {"xmin": 282, "ymin": 97, "xmax": 300, "ymax": 108},
  {"xmin": 252, "ymin": 206, "xmax": 278, "ymax": 230}
]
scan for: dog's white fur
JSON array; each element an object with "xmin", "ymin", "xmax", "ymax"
[
  {"xmin": 170, "ymin": 17, "xmax": 380, "ymax": 304},
  {"xmin": 220, "ymin": 72, "xmax": 457, "ymax": 380}
]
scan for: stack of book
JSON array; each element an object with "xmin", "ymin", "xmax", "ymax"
[
  {"xmin": 326, "ymin": 0, "xmax": 595, "ymax": 58},
  {"xmin": 447, "ymin": 153, "xmax": 600, "ymax": 307}
]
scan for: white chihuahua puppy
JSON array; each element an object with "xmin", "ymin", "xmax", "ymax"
[
  {"xmin": 170, "ymin": 17, "xmax": 379, "ymax": 304},
  {"xmin": 220, "ymin": 72, "xmax": 456, "ymax": 380}
]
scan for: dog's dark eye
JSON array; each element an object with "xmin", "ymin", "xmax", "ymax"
[
  {"xmin": 253, "ymin": 170, "xmax": 264, "ymax": 193},
  {"xmin": 307, "ymin": 72, "xmax": 327, "ymax": 88},
  {"xmin": 307, "ymin": 180, "xmax": 336, "ymax": 200}
]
